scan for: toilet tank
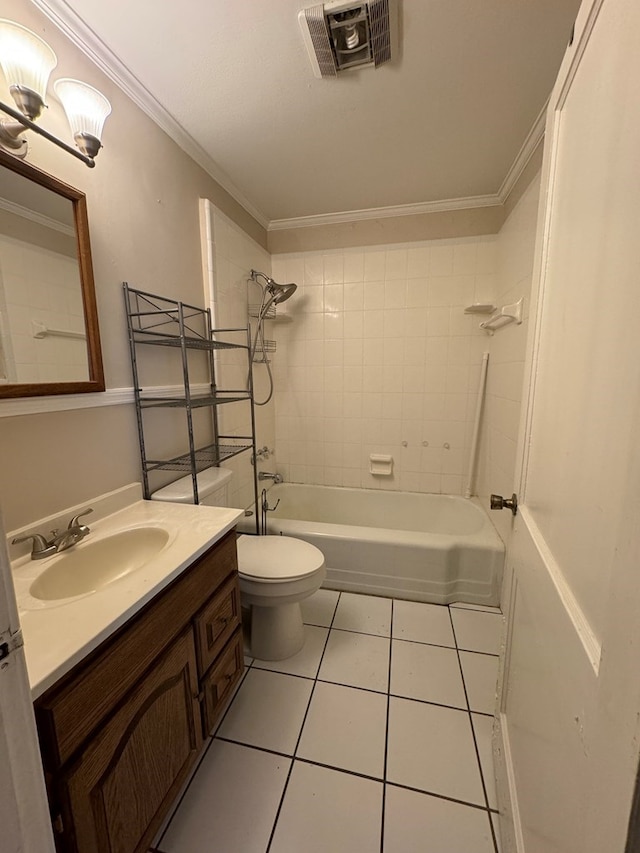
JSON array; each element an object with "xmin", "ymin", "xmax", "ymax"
[{"xmin": 150, "ymin": 466, "xmax": 232, "ymax": 507}]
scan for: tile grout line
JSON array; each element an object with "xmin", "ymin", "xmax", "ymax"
[
  {"xmin": 179, "ymin": 735, "xmax": 500, "ymax": 814},
  {"xmin": 264, "ymin": 591, "xmax": 342, "ymax": 853},
  {"xmin": 448, "ymin": 606, "xmax": 500, "ymax": 853},
  {"xmin": 380, "ymin": 599, "xmax": 394, "ymax": 853}
]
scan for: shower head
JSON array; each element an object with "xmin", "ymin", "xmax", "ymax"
[
  {"xmin": 268, "ymin": 280, "xmax": 297, "ymax": 304},
  {"xmin": 250, "ymin": 270, "xmax": 298, "ymax": 305}
]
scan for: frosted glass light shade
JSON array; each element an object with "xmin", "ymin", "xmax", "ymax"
[
  {"xmin": 0, "ymin": 20, "xmax": 57, "ymax": 100},
  {"xmin": 54, "ymin": 78, "xmax": 111, "ymax": 143}
]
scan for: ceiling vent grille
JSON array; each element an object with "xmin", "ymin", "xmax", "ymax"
[{"xmin": 298, "ymin": 0, "xmax": 394, "ymax": 79}]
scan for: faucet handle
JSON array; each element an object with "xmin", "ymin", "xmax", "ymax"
[
  {"xmin": 68, "ymin": 508, "xmax": 93, "ymax": 528},
  {"xmin": 11, "ymin": 533, "xmax": 57, "ymax": 559}
]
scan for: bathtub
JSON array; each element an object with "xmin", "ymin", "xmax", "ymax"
[{"xmin": 240, "ymin": 484, "xmax": 504, "ymax": 607}]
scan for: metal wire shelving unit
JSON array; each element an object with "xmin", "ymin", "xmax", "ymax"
[{"xmin": 124, "ymin": 283, "xmax": 259, "ymax": 528}]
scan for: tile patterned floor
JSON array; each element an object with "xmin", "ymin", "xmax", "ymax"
[{"xmin": 155, "ymin": 590, "xmax": 504, "ymax": 853}]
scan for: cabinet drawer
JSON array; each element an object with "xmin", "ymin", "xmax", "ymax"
[
  {"xmin": 36, "ymin": 531, "xmax": 237, "ymax": 769},
  {"xmin": 201, "ymin": 628, "xmax": 243, "ymax": 736},
  {"xmin": 194, "ymin": 574, "xmax": 241, "ymax": 675}
]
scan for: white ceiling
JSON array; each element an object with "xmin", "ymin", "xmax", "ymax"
[{"xmin": 47, "ymin": 0, "xmax": 581, "ymax": 225}]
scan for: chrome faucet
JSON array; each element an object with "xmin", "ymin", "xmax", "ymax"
[
  {"xmin": 258, "ymin": 471, "xmax": 283, "ymax": 484},
  {"xmin": 12, "ymin": 508, "xmax": 93, "ymax": 560}
]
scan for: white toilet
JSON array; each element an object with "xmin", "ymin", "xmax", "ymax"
[{"xmin": 151, "ymin": 467, "xmax": 325, "ymax": 660}]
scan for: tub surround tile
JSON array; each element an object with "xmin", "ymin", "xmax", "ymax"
[
  {"xmin": 253, "ymin": 626, "xmax": 329, "ymax": 679},
  {"xmin": 301, "ymin": 588, "xmax": 340, "ymax": 627},
  {"xmin": 450, "ymin": 608, "xmax": 504, "ymax": 655},
  {"xmin": 383, "ymin": 784, "xmax": 495, "ymax": 853},
  {"xmin": 332, "ymin": 592, "xmax": 392, "ymax": 637},
  {"xmin": 472, "ymin": 713, "xmax": 498, "ymax": 810},
  {"xmin": 269, "ymin": 761, "xmax": 383, "ymax": 853},
  {"xmin": 459, "ymin": 651, "xmax": 499, "ymax": 715},
  {"xmin": 160, "ymin": 740, "xmax": 290, "ymax": 853},
  {"xmin": 318, "ymin": 629, "xmax": 390, "ymax": 693},
  {"xmin": 392, "ymin": 599, "xmax": 456, "ymax": 647},
  {"xmin": 297, "ymin": 682, "xmax": 388, "ymax": 778},
  {"xmin": 387, "ymin": 698, "xmax": 485, "ymax": 806},
  {"xmin": 216, "ymin": 669, "xmax": 313, "ymax": 755},
  {"xmin": 391, "ymin": 640, "xmax": 466, "ymax": 709}
]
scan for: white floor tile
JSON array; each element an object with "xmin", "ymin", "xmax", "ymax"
[
  {"xmin": 451, "ymin": 607, "xmax": 504, "ymax": 655},
  {"xmin": 160, "ymin": 740, "xmax": 290, "ymax": 853},
  {"xmin": 298, "ymin": 682, "xmax": 387, "ymax": 778},
  {"xmin": 387, "ymin": 697, "xmax": 485, "ymax": 806},
  {"xmin": 384, "ymin": 784, "xmax": 495, "ymax": 853},
  {"xmin": 460, "ymin": 651, "xmax": 499, "ymax": 714},
  {"xmin": 391, "ymin": 640, "xmax": 466, "ymax": 708},
  {"xmin": 253, "ymin": 626, "xmax": 329, "ymax": 678},
  {"xmin": 332, "ymin": 591, "xmax": 392, "ymax": 636},
  {"xmin": 216, "ymin": 668, "xmax": 313, "ymax": 754},
  {"xmin": 472, "ymin": 713, "xmax": 498, "ymax": 810},
  {"xmin": 301, "ymin": 588, "xmax": 340, "ymax": 627},
  {"xmin": 270, "ymin": 761, "xmax": 383, "ymax": 853},
  {"xmin": 318, "ymin": 629, "xmax": 390, "ymax": 692},
  {"xmin": 393, "ymin": 600, "xmax": 456, "ymax": 647}
]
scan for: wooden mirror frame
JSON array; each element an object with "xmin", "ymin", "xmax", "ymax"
[{"xmin": 0, "ymin": 150, "xmax": 104, "ymax": 398}]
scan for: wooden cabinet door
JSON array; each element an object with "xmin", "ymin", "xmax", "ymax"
[{"xmin": 63, "ymin": 630, "xmax": 203, "ymax": 853}]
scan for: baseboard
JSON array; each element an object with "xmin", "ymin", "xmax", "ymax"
[{"xmin": 494, "ymin": 712, "xmax": 525, "ymax": 853}]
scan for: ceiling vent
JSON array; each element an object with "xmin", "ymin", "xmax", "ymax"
[{"xmin": 298, "ymin": 0, "xmax": 394, "ymax": 78}]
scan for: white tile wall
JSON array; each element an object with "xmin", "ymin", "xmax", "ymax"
[
  {"xmin": 0, "ymin": 234, "xmax": 87, "ymax": 383},
  {"xmin": 272, "ymin": 238, "xmax": 499, "ymax": 494}
]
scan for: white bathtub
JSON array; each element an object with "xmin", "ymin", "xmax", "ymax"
[{"xmin": 241, "ymin": 484, "xmax": 504, "ymax": 606}]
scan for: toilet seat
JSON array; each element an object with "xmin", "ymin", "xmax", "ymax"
[{"xmin": 236, "ymin": 535, "xmax": 325, "ymax": 582}]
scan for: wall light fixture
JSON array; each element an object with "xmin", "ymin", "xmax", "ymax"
[{"xmin": 0, "ymin": 19, "xmax": 111, "ymax": 168}]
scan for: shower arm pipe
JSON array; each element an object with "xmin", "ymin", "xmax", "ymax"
[{"xmin": 464, "ymin": 351, "xmax": 489, "ymax": 499}]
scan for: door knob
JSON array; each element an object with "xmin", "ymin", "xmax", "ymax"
[{"xmin": 490, "ymin": 493, "xmax": 518, "ymax": 516}]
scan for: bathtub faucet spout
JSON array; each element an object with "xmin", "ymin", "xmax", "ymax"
[{"xmin": 258, "ymin": 471, "xmax": 283, "ymax": 484}]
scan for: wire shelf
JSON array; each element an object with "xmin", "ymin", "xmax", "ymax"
[
  {"xmin": 138, "ymin": 392, "xmax": 251, "ymax": 409},
  {"xmin": 144, "ymin": 440, "xmax": 254, "ymax": 473},
  {"xmin": 248, "ymin": 303, "xmax": 276, "ymax": 319}
]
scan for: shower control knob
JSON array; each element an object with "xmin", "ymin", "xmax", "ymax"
[{"xmin": 490, "ymin": 493, "xmax": 518, "ymax": 516}]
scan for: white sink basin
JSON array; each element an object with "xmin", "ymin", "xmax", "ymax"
[{"xmin": 29, "ymin": 527, "xmax": 170, "ymax": 601}]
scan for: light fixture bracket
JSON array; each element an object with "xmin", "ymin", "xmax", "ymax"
[{"xmin": 0, "ymin": 99, "xmax": 96, "ymax": 167}]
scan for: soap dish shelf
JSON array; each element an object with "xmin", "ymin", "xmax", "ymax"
[{"xmin": 479, "ymin": 298, "xmax": 523, "ymax": 334}]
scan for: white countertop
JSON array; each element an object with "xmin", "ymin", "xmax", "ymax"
[{"xmin": 10, "ymin": 487, "xmax": 243, "ymax": 699}]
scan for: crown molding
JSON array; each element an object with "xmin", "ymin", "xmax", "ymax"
[
  {"xmin": 0, "ymin": 197, "xmax": 74, "ymax": 237},
  {"xmin": 497, "ymin": 100, "xmax": 547, "ymax": 203},
  {"xmin": 31, "ymin": 0, "xmax": 270, "ymax": 230},
  {"xmin": 31, "ymin": 0, "xmax": 545, "ymax": 236},
  {"xmin": 267, "ymin": 193, "xmax": 503, "ymax": 231}
]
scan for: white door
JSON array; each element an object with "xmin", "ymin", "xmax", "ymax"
[
  {"xmin": 495, "ymin": 1, "xmax": 640, "ymax": 851},
  {"xmin": 0, "ymin": 506, "xmax": 55, "ymax": 852}
]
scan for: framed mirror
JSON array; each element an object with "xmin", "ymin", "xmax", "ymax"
[{"xmin": 0, "ymin": 150, "xmax": 104, "ymax": 398}]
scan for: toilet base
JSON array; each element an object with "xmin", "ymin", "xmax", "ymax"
[{"xmin": 250, "ymin": 601, "xmax": 305, "ymax": 660}]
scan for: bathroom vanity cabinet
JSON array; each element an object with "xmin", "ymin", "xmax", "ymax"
[{"xmin": 33, "ymin": 529, "xmax": 243, "ymax": 853}]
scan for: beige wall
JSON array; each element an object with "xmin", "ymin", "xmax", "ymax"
[
  {"xmin": 0, "ymin": 0, "xmax": 265, "ymax": 532},
  {"xmin": 476, "ymin": 173, "xmax": 541, "ymax": 543}
]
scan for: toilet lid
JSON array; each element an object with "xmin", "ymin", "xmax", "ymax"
[{"xmin": 236, "ymin": 535, "xmax": 325, "ymax": 580}]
